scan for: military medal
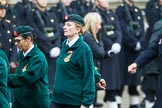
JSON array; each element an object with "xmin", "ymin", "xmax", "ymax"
[
  {"xmin": 64, "ymin": 50, "xmax": 73, "ymax": 62},
  {"xmin": 64, "ymin": 56, "xmax": 70, "ymax": 62},
  {"xmin": 22, "ymin": 64, "xmax": 28, "ymax": 72}
]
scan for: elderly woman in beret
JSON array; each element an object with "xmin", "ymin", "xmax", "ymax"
[
  {"xmin": 8, "ymin": 25, "xmax": 50, "ymax": 108},
  {"xmin": 50, "ymin": 14, "xmax": 98, "ymax": 108}
]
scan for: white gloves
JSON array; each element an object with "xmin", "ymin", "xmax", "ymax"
[
  {"xmin": 135, "ymin": 42, "xmax": 141, "ymax": 51},
  {"xmin": 50, "ymin": 47, "xmax": 60, "ymax": 58},
  {"xmin": 107, "ymin": 50, "xmax": 115, "ymax": 57},
  {"xmin": 111, "ymin": 43, "xmax": 121, "ymax": 54},
  {"xmin": 107, "ymin": 43, "xmax": 121, "ymax": 57}
]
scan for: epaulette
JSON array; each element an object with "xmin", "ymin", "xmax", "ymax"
[{"xmin": 5, "ymin": 19, "xmax": 11, "ymax": 23}]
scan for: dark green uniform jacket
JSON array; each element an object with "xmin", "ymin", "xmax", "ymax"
[
  {"xmin": 8, "ymin": 44, "xmax": 50, "ymax": 108},
  {"xmin": 52, "ymin": 36, "xmax": 95, "ymax": 107},
  {"xmin": 0, "ymin": 55, "xmax": 10, "ymax": 108},
  {"xmin": 0, "ymin": 49, "xmax": 9, "ymax": 66}
]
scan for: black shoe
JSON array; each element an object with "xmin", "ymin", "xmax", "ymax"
[
  {"xmin": 130, "ymin": 104, "xmax": 141, "ymax": 108},
  {"xmin": 118, "ymin": 104, "xmax": 121, "ymax": 108},
  {"xmin": 93, "ymin": 102, "xmax": 103, "ymax": 107},
  {"xmin": 140, "ymin": 98, "xmax": 145, "ymax": 108}
]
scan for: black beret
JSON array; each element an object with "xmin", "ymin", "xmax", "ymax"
[
  {"xmin": 0, "ymin": 0, "xmax": 7, "ymax": 9},
  {"xmin": 13, "ymin": 26, "xmax": 33, "ymax": 38},
  {"xmin": 64, "ymin": 14, "xmax": 85, "ymax": 26}
]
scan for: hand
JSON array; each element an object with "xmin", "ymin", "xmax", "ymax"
[
  {"xmin": 80, "ymin": 105, "xmax": 87, "ymax": 108},
  {"xmin": 50, "ymin": 47, "xmax": 60, "ymax": 58},
  {"xmin": 96, "ymin": 79, "xmax": 106, "ymax": 89},
  {"xmin": 9, "ymin": 62, "xmax": 17, "ymax": 73},
  {"xmin": 128, "ymin": 63, "xmax": 137, "ymax": 74}
]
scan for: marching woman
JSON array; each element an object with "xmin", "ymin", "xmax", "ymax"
[{"xmin": 51, "ymin": 14, "xmax": 96, "ymax": 108}]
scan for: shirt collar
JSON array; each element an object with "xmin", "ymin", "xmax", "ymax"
[
  {"xmin": 23, "ymin": 45, "xmax": 34, "ymax": 57},
  {"xmin": 66, "ymin": 35, "xmax": 79, "ymax": 47}
]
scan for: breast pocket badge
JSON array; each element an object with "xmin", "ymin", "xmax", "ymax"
[
  {"xmin": 22, "ymin": 64, "xmax": 28, "ymax": 72},
  {"xmin": 64, "ymin": 50, "xmax": 73, "ymax": 62}
]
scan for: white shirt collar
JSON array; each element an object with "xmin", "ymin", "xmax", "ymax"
[
  {"xmin": 23, "ymin": 45, "xmax": 34, "ymax": 57},
  {"xmin": 66, "ymin": 35, "xmax": 79, "ymax": 47}
]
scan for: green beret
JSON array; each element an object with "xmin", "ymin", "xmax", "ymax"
[
  {"xmin": 0, "ymin": 0, "xmax": 7, "ymax": 9},
  {"xmin": 64, "ymin": 14, "xmax": 85, "ymax": 26},
  {"xmin": 13, "ymin": 25, "xmax": 33, "ymax": 38}
]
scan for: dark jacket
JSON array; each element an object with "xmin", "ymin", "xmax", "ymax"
[
  {"xmin": 135, "ymin": 34, "xmax": 162, "ymax": 108},
  {"xmin": 96, "ymin": 7, "xmax": 122, "ymax": 89},
  {"xmin": 83, "ymin": 31, "xmax": 105, "ymax": 69},
  {"xmin": 0, "ymin": 19, "xmax": 17, "ymax": 63}
]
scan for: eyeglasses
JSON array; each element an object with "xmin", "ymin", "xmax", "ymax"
[{"xmin": 14, "ymin": 39, "xmax": 24, "ymax": 44}]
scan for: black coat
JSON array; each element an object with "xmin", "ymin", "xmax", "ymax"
[
  {"xmin": 70, "ymin": 0, "xmax": 94, "ymax": 17},
  {"xmin": 135, "ymin": 34, "xmax": 162, "ymax": 108},
  {"xmin": 144, "ymin": 0, "xmax": 161, "ymax": 49},
  {"xmin": 23, "ymin": 3, "xmax": 61, "ymax": 54},
  {"xmin": 116, "ymin": 3, "xmax": 145, "ymax": 85},
  {"xmin": 0, "ymin": 19, "xmax": 17, "ymax": 63},
  {"xmin": 6, "ymin": 5, "xmax": 22, "ymax": 28},
  {"xmin": 96, "ymin": 8, "xmax": 122, "ymax": 90},
  {"xmin": 83, "ymin": 31, "xmax": 105, "ymax": 70},
  {"xmin": 22, "ymin": 3, "xmax": 61, "ymax": 89}
]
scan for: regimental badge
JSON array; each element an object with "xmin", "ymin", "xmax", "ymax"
[
  {"xmin": 64, "ymin": 50, "xmax": 73, "ymax": 62},
  {"xmin": 22, "ymin": 64, "xmax": 28, "ymax": 72}
]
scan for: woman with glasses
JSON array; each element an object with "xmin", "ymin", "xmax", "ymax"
[{"xmin": 8, "ymin": 25, "xmax": 50, "ymax": 108}]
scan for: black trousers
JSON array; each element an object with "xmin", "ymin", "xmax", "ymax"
[{"xmin": 50, "ymin": 102, "xmax": 80, "ymax": 108}]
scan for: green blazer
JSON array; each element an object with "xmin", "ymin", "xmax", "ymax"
[
  {"xmin": 0, "ymin": 49, "xmax": 9, "ymax": 66},
  {"xmin": 0, "ymin": 56, "xmax": 10, "ymax": 108},
  {"xmin": 8, "ymin": 44, "xmax": 50, "ymax": 108},
  {"xmin": 52, "ymin": 36, "xmax": 95, "ymax": 107}
]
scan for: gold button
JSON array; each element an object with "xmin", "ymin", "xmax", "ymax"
[
  {"xmin": 9, "ymin": 39, "xmax": 12, "ymax": 42},
  {"xmin": 7, "ymin": 30, "xmax": 10, "ymax": 34}
]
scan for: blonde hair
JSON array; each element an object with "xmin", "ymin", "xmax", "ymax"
[{"xmin": 83, "ymin": 12, "xmax": 102, "ymax": 43}]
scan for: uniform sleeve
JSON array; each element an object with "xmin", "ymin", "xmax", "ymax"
[
  {"xmin": 135, "ymin": 43, "xmax": 158, "ymax": 69},
  {"xmin": 8, "ymin": 55, "xmax": 45, "ymax": 88},
  {"xmin": 78, "ymin": 48, "xmax": 95, "ymax": 107},
  {"xmin": 84, "ymin": 33, "xmax": 105, "ymax": 59},
  {"xmin": 94, "ymin": 69, "xmax": 101, "ymax": 83}
]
